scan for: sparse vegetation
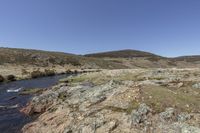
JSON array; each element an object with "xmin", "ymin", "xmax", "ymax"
[
  {"xmin": 19, "ymin": 88, "xmax": 43, "ymax": 95},
  {"xmin": 21, "ymin": 69, "xmax": 29, "ymax": 76},
  {"xmin": 2, "ymin": 47, "xmax": 200, "ymax": 72},
  {"xmin": 104, "ymin": 100, "xmax": 139, "ymax": 114},
  {"xmin": 141, "ymin": 85, "xmax": 200, "ymax": 113},
  {"xmin": 64, "ymin": 69, "xmax": 200, "ymax": 115},
  {"xmin": 64, "ymin": 70, "xmax": 145, "ymax": 85},
  {"xmin": 66, "ymin": 69, "xmax": 73, "ymax": 74},
  {"xmin": 58, "ymin": 92, "xmax": 68, "ymax": 101},
  {"xmin": 6, "ymin": 75, "xmax": 16, "ymax": 81},
  {"xmin": 59, "ymin": 78, "xmax": 69, "ymax": 83},
  {"xmin": 31, "ymin": 70, "xmax": 45, "ymax": 78},
  {"xmin": 44, "ymin": 69, "xmax": 55, "ymax": 76},
  {"xmin": 0, "ymin": 75, "xmax": 4, "ymax": 82},
  {"xmin": 0, "ymin": 48, "xmax": 82, "ymax": 67},
  {"xmin": 85, "ymin": 49, "xmax": 161, "ymax": 58}
]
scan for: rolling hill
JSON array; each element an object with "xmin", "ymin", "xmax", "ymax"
[
  {"xmin": 85, "ymin": 49, "xmax": 162, "ymax": 58},
  {"xmin": 1, "ymin": 47, "xmax": 200, "ymax": 69}
]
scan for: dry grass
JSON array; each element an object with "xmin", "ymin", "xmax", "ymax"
[
  {"xmin": 64, "ymin": 69, "xmax": 146, "ymax": 85},
  {"xmin": 19, "ymin": 88, "xmax": 43, "ymax": 95},
  {"xmin": 141, "ymin": 85, "xmax": 200, "ymax": 113}
]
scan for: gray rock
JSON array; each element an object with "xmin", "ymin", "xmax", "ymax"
[
  {"xmin": 157, "ymin": 122, "xmax": 200, "ymax": 133},
  {"xmin": 131, "ymin": 110, "xmax": 142, "ymax": 124},
  {"xmin": 174, "ymin": 123, "xmax": 200, "ymax": 133},
  {"xmin": 80, "ymin": 125, "xmax": 95, "ymax": 133},
  {"xmin": 137, "ymin": 103, "xmax": 151, "ymax": 115},
  {"xmin": 106, "ymin": 120, "xmax": 118, "ymax": 132},
  {"xmin": 192, "ymin": 83, "xmax": 200, "ymax": 89},
  {"xmin": 96, "ymin": 120, "xmax": 118, "ymax": 132},
  {"xmin": 177, "ymin": 113, "xmax": 191, "ymax": 122},
  {"xmin": 94, "ymin": 117, "xmax": 106, "ymax": 129},
  {"xmin": 131, "ymin": 103, "xmax": 151, "ymax": 125},
  {"xmin": 181, "ymin": 124, "xmax": 200, "ymax": 133},
  {"xmin": 160, "ymin": 108, "xmax": 175, "ymax": 120}
]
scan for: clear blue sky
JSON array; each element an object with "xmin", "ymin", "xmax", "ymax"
[{"xmin": 0, "ymin": 0, "xmax": 200, "ymax": 57}]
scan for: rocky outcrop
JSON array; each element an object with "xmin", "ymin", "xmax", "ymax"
[
  {"xmin": 21, "ymin": 69, "xmax": 200, "ymax": 133},
  {"xmin": 20, "ymin": 90, "xmax": 58, "ymax": 115}
]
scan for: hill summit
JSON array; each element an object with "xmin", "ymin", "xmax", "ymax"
[{"xmin": 85, "ymin": 49, "xmax": 161, "ymax": 58}]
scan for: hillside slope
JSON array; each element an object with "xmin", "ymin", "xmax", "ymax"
[
  {"xmin": 0, "ymin": 47, "xmax": 129, "ymax": 69},
  {"xmin": 85, "ymin": 49, "xmax": 162, "ymax": 58},
  {"xmin": 174, "ymin": 55, "xmax": 200, "ymax": 62},
  {"xmin": 1, "ymin": 47, "xmax": 200, "ymax": 70},
  {"xmin": 0, "ymin": 47, "xmax": 81, "ymax": 66},
  {"xmin": 85, "ymin": 49, "xmax": 200, "ymax": 68}
]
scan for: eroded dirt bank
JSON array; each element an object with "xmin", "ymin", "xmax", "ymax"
[{"xmin": 21, "ymin": 69, "xmax": 200, "ymax": 133}]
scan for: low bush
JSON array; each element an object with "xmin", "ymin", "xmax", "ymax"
[
  {"xmin": 66, "ymin": 69, "xmax": 73, "ymax": 74},
  {"xmin": 58, "ymin": 92, "xmax": 68, "ymax": 101},
  {"xmin": 31, "ymin": 70, "xmax": 45, "ymax": 78},
  {"xmin": 21, "ymin": 69, "xmax": 29, "ymax": 75},
  {"xmin": 31, "ymin": 69, "xmax": 56, "ymax": 78},
  {"xmin": 7, "ymin": 75, "xmax": 16, "ymax": 81},
  {"xmin": 44, "ymin": 69, "xmax": 55, "ymax": 76},
  {"xmin": 73, "ymin": 70, "xmax": 78, "ymax": 74},
  {"xmin": 0, "ymin": 75, "xmax": 5, "ymax": 82}
]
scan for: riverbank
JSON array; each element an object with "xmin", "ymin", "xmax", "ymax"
[
  {"xmin": 0, "ymin": 64, "xmax": 100, "ymax": 83},
  {"xmin": 21, "ymin": 68, "xmax": 200, "ymax": 133}
]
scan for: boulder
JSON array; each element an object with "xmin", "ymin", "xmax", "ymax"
[
  {"xmin": 192, "ymin": 83, "xmax": 200, "ymax": 89},
  {"xmin": 131, "ymin": 103, "xmax": 151, "ymax": 125},
  {"xmin": 160, "ymin": 108, "xmax": 175, "ymax": 121},
  {"xmin": 177, "ymin": 113, "xmax": 191, "ymax": 122}
]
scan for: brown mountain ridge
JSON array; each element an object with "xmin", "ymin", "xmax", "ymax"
[{"xmin": 1, "ymin": 47, "xmax": 200, "ymax": 69}]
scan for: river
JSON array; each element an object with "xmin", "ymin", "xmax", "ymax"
[{"xmin": 0, "ymin": 74, "xmax": 70, "ymax": 133}]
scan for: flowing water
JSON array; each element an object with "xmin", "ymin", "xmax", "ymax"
[{"xmin": 0, "ymin": 74, "xmax": 70, "ymax": 133}]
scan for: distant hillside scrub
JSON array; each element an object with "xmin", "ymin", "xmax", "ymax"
[
  {"xmin": 2, "ymin": 47, "xmax": 200, "ymax": 69},
  {"xmin": 85, "ymin": 49, "xmax": 161, "ymax": 58},
  {"xmin": 0, "ymin": 48, "xmax": 81, "ymax": 67}
]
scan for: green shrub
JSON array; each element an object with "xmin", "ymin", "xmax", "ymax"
[
  {"xmin": 0, "ymin": 75, "xmax": 5, "ymax": 82},
  {"xmin": 7, "ymin": 75, "xmax": 16, "ymax": 81}
]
